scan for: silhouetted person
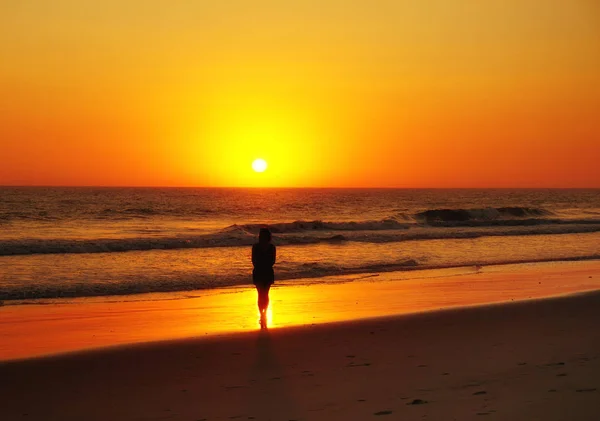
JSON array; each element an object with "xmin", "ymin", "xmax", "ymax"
[{"xmin": 252, "ymin": 228, "xmax": 276, "ymax": 327}]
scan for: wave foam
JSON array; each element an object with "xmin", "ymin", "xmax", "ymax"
[
  {"xmin": 227, "ymin": 218, "xmax": 411, "ymax": 234},
  {"xmin": 1, "ymin": 222, "xmax": 599, "ymax": 256}
]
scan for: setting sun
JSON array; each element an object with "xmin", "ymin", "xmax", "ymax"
[{"xmin": 252, "ymin": 158, "xmax": 268, "ymax": 173}]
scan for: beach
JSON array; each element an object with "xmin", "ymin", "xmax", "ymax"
[
  {"xmin": 3, "ymin": 0, "xmax": 600, "ymax": 418},
  {"xmin": 1, "ymin": 261, "xmax": 599, "ymax": 420}
]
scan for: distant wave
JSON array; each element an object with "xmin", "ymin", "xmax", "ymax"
[
  {"xmin": 227, "ymin": 218, "xmax": 411, "ymax": 233},
  {"xmin": 414, "ymin": 206, "xmax": 553, "ymax": 222},
  {"xmin": 100, "ymin": 207, "xmax": 159, "ymax": 217},
  {"xmin": 0, "ymin": 207, "xmax": 217, "ymax": 222},
  {"xmin": 1, "ymin": 221, "xmax": 600, "ymax": 256},
  {"xmin": 230, "ymin": 207, "xmax": 563, "ymax": 233},
  {"xmin": 0, "ymin": 205, "xmax": 556, "ymax": 225},
  {"xmin": 0, "ymin": 211, "xmax": 59, "ymax": 222}
]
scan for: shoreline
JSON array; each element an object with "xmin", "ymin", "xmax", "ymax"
[
  {"xmin": 1, "ymin": 259, "xmax": 599, "ymax": 361},
  {"xmin": 3, "ymin": 256, "xmax": 600, "ymax": 307}
]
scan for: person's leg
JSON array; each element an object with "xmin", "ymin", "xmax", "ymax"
[
  {"xmin": 257, "ymin": 285, "xmax": 270, "ymax": 313},
  {"xmin": 255, "ymin": 284, "xmax": 262, "ymax": 312},
  {"xmin": 262, "ymin": 285, "xmax": 271, "ymax": 313}
]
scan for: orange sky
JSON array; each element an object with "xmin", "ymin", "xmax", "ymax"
[{"xmin": 1, "ymin": 1, "xmax": 599, "ymax": 187}]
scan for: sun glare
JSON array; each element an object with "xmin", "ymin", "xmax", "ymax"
[{"xmin": 252, "ymin": 158, "xmax": 268, "ymax": 173}]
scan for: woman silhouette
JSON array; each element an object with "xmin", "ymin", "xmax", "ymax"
[{"xmin": 252, "ymin": 228, "xmax": 276, "ymax": 325}]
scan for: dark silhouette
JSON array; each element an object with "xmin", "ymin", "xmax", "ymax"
[{"xmin": 252, "ymin": 228, "xmax": 276, "ymax": 327}]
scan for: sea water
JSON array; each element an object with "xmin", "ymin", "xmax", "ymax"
[{"xmin": 1, "ymin": 188, "xmax": 598, "ymax": 302}]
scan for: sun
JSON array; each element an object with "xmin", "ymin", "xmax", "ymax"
[{"xmin": 252, "ymin": 158, "xmax": 268, "ymax": 173}]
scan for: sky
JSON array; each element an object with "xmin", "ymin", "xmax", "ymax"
[{"xmin": 1, "ymin": 1, "xmax": 599, "ymax": 187}]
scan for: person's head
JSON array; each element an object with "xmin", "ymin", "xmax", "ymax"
[{"xmin": 258, "ymin": 228, "xmax": 272, "ymax": 244}]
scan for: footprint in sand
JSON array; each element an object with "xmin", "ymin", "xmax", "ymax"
[
  {"xmin": 556, "ymin": 373, "xmax": 568, "ymax": 377},
  {"xmin": 576, "ymin": 388, "xmax": 597, "ymax": 392},
  {"xmin": 347, "ymin": 362, "xmax": 372, "ymax": 367},
  {"xmin": 407, "ymin": 399, "xmax": 428, "ymax": 405},
  {"xmin": 473, "ymin": 391, "xmax": 487, "ymax": 396},
  {"xmin": 374, "ymin": 410, "xmax": 393, "ymax": 415},
  {"xmin": 463, "ymin": 382, "xmax": 483, "ymax": 388}
]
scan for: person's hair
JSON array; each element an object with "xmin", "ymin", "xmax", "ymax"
[{"xmin": 258, "ymin": 228, "xmax": 272, "ymax": 243}]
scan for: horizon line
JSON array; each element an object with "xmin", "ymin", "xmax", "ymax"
[{"xmin": 1, "ymin": 185, "xmax": 599, "ymax": 190}]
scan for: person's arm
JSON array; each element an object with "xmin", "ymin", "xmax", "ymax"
[
  {"xmin": 251, "ymin": 245, "xmax": 258, "ymax": 267},
  {"xmin": 271, "ymin": 245, "xmax": 276, "ymax": 266}
]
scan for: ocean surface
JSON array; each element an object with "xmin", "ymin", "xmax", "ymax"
[{"xmin": 1, "ymin": 187, "xmax": 599, "ymax": 303}]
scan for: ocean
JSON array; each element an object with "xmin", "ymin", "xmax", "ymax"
[{"xmin": 1, "ymin": 187, "xmax": 599, "ymax": 303}]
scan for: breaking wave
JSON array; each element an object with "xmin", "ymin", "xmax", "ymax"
[
  {"xmin": 230, "ymin": 207, "xmax": 563, "ymax": 233},
  {"xmin": 414, "ymin": 207, "xmax": 553, "ymax": 223},
  {"xmin": 1, "ymin": 221, "xmax": 599, "ymax": 256},
  {"xmin": 2, "ymin": 206, "xmax": 599, "ymax": 256},
  {"xmin": 227, "ymin": 218, "xmax": 411, "ymax": 233}
]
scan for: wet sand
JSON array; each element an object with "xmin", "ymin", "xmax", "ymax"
[{"xmin": 1, "ymin": 261, "xmax": 599, "ymax": 420}]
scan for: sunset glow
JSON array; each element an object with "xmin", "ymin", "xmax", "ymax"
[
  {"xmin": 2, "ymin": 5, "xmax": 600, "ymax": 420},
  {"xmin": 1, "ymin": 1, "xmax": 599, "ymax": 187}
]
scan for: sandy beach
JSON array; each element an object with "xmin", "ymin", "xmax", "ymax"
[{"xmin": 1, "ymin": 261, "xmax": 600, "ymax": 420}]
